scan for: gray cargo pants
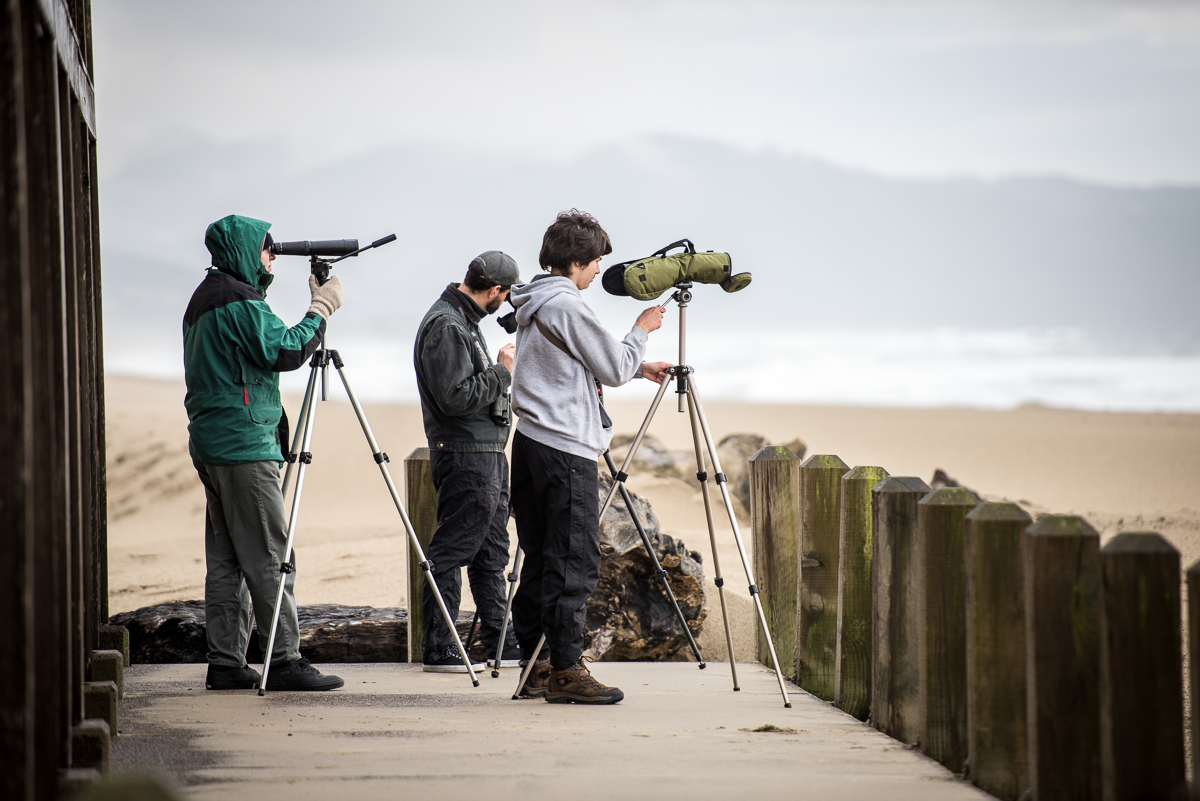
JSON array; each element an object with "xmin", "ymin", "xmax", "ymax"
[{"xmin": 194, "ymin": 459, "xmax": 300, "ymax": 667}]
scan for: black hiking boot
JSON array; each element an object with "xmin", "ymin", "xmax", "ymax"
[
  {"xmin": 206, "ymin": 664, "xmax": 261, "ymax": 691},
  {"xmin": 264, "ymin": 658, "xmax": 344, "ymax": 691},
  {"xmin": 545, "ymin": 658, "xmax": 623, "ymax": 705}
]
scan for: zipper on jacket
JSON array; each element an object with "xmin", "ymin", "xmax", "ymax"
[{"xmin": 244, "ymin": 387, "xmax": 249, "ymax": 406}]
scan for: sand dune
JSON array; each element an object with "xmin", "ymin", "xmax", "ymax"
[{"xmin": 106, "ymin": 374, "xmax": 1200, "ymax": 663}]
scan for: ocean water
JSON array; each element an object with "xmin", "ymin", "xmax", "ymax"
[{"xmin": 109, "ymin": 327, "xmax": 1200, "ymax": 413}]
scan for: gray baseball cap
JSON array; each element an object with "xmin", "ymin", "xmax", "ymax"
[{"xmin": 469, "ymin": 250, "xmax": 521, "ymax": 287}]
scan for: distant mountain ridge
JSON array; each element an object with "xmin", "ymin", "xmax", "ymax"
[{"xmin": 100, "ymin": 134, "xmax": 1200, "ymax": 368}]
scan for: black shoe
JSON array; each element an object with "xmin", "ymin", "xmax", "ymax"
[
  {"xmin": 206, "ymin": 664, "xmax": 262, "ymax": 691},
  {"xmin": 264, "ymin": 658, "xmax": 344, "ymax": 691},
  {"xmin": 488, "ymin": 639, "xmax": 522, "ymax": 669},
  {"xmin": 422, "ymin": 646, "xmax": 485, "ymax": 674}
]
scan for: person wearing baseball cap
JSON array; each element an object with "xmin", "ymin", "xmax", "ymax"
[{"xmin": 412, "ymin": 250, "xmax": 522, "ymax": 672}]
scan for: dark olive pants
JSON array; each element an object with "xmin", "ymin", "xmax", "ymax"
[
  {"xmin": 420, "ymin": 450, "xmax": 513, "ymax": 659},
  {"xmin": 510, "ymin": 430, "xmax": 601, "ymax": 670}
]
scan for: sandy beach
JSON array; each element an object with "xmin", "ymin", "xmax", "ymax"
[{"xmin": 106, "ymin": 374, "xmax": 1200, "ymax": 662}]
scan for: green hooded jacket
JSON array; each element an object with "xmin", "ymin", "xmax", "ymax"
[{"xmin": 183, "ymin": 214, "xmax": 325, "ymax": 465}]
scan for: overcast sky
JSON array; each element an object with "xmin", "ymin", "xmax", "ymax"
[{"xmin": 93, "ymin": 0, "xmax": 1200, "ymax": 186}]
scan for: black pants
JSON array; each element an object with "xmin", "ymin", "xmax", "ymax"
[
  {"xmin": 420, "ymin": 450, "xmax": 513, "ymax": 659},
  {"xmin": 510, "ymin": 429, "xmax": 601, "ymax": 670}
]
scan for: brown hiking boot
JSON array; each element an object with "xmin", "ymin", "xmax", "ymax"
[
  {"xmin": 545, "ymin": 658, "xmax": 624, "ymax": 705},
  {"xmin": 516, "ymin": 659, "xmax": 551, "ymax": 699}
]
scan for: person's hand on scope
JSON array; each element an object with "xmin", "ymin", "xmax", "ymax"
[
  {"xmin": 497, "ymin": 342, "xmax": 515, "ymax": 372},
  {"xmin": 640, "ymin": 361, "xmax": 671, "ymax": 384},
  {"xmin": 634, "ymin": 305, "xmax": 665, "ymax": 333},
  {"xmin": 307, "ymin": 275, "xmax": 344, "ymax": 320}
]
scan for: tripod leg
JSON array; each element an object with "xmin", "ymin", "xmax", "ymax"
[
  {"xmin": 601, "ymin": 450, "xmax": 705, "ymax": 667},
  {"xmin": 280, "ymin": 364, "xmax": 318, "ymax": 502},
  {"xmin": 512, "ymin": 633, "xmax": 546, "ymax": 700},
  {"xmin": 491, "ymin": 548, "xmax": 523, "ymax": 678},
  {"xmin": 598, "ymin": 375, "xmax": 674, "ymax": 520},
  {"xmin": 682, "ymin": 394, "xmax": 740, "ymax": 691},
  {"xmin": 258, "ymin": 359, "xmax": 323, "ymax": 696},
  {"xmin": 330, "ymin": 354, "xmax": 479, "ymax": 686},
  {"xmin": 464, "ymin": 610, "xmax": 480, "ymax": 657},
  {"xmin": 687, "ymin": 375, "xmax": 792, "ymax": 708}
]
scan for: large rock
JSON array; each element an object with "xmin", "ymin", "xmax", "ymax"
[
  {"xmin": 585, "ymin": 472, "xmax": 707, "ymax": 661},
  {"xmin": 608, "ymin": 433, "xmax": 692, "ymax": 480},
  {"xmin": 109, "ymin": 602, "xmax": 474, "ymax": 664}
]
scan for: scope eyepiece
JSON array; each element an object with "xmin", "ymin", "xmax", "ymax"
[{"xmin": 272, "ymin": 239, "xmax": 359, "ymax": 257}]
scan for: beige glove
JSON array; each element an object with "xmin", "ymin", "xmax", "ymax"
[{"xmin": 308, "ymin": 274, "xmax": 344, "ymax": 320}]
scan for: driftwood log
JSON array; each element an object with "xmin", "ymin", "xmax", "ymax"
[{"xmin": 109, "ymin": 601, "xmax": 476, "ymax": 664}]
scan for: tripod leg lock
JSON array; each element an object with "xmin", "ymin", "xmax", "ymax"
[
  {"xmin": 715, "ymin": 472, "xmax": 727, "ymax": 484},
  {"xmin": 613, "ymin": 470, "xmax": 628, "ymax": 483},
  {"xmin": 419, "ymin": 559, "xmax": 433, "ymax": 572},
  {"xmin": 280, "ymin": 562, "xmax": 294, "ymax": 574},
  {"xmin": 328, "ymin": 350, "xmax": 344, "ymax": 369},
  {"xmin": 299, "ymin": 452, "xmax": 313, "ymax": 464},
  {"xmin": 714, "ymin": 577, "xmax": 724, "ymax": 588},
  {"xmin": 286, "ymin": 452, "xmax": 298, "ymax": 464},
  {"xmin": 748, "ymin": 584, "xmax": 759, "ymax": 595},
  {"xmin": 507, "ymin": 572, "xmax": 519, "ymax": 582},
  {"xmin": 695, "ymin": 470, "xmax": 707, "ymax": 482},
  {"xmin": 373, "ymin": 452, "xmax": 390, "ymax": 464}
]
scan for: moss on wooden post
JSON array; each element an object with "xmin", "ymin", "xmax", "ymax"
[
  {"xmin": 917, "ymin": 486, "xmax": 978, "ymax": 774},
  {"xmin": 794, "ymin": 454, "xmax": 849, "ymax": 700},
  {"xmin": 1099, "ymin": 532, "xmax": 1186, "ymax": 801},
  {"xmin": 835, "ymin": 465, "xmax": 888, "ymax": 721},
  {"xmin": 871, "ymin": 476, "xmax": 930, "ymax": 744},
  {"xmin": 1025, "ymin": 514, "xmax": 1101, "ymax": 801},
  {"xmin": 404, "ymin": 447, "xmax": 437, "ymax": 664},
  {"xmin": 965, "ymin": 502, "xmax": 1032, "ymax": 800},
  {"xmin": 750, "ymin": 445, "xmax": 802, "ymax": 675}
]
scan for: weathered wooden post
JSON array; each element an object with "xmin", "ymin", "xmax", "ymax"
[
  {"xmin": 404, "ymin": 448, "xmax": 438, "ymax": 664},
  {"xmin": 1099, "ymin": 532, "xmax": 1186, "ymax": 801},
  {"xmin": 1025, "ymin": 514, "xmax": 1101, "ymax": 801},
  {"xmin": 965, "ymin": 502, "xmax": 1032, "ymax": 800},
  {"xmin": 871, "ymin": 476, "xmax": 930, "ymax": 744},
  {"xmin": 917, "ymin": 486, "xmax": 978, "ymax": 774},
  {"xmin": 750, "ymin": 445, "xmax": 801, "ymax": 675},
  {"xmin": 835, "ymin": 465, "xmax": 888, "ymax": 720},
  {"xmin": 1189, "ymin": 560, "xmax": 1200, "ymax": 801},
  {"xmin": 795, "ymin": 454, "xmax": 849, "ymax": 700}
]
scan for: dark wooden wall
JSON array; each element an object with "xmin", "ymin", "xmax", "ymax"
[{"xmin": 1, "ymin": 0, "xmax": 106, "ymax": 797}]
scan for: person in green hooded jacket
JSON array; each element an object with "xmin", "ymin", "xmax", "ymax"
[{"xmin": 184, "ymin": 214, "xmax": 345, "ymax": 691}]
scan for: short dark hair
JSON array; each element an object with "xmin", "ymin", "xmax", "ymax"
[
  {"xmin": 538, "ymin": 209, "xmax": 612, "ymax": 273},
  {"xmin": 463, "ymin": 267, "xmax": 499, "ymax": 292}
]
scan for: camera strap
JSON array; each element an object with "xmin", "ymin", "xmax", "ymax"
[{"xmin": 530, "ymin": 314, "xmax": 611, "ymax": 428}]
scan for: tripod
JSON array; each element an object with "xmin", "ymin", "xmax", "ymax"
[
  {"xmin": 257, "ymin": 335, "xmax": 480, "ymax": 694},
  {"xmin": 514, "ymin": 281, "xmax": 792, "ymax": 707}
]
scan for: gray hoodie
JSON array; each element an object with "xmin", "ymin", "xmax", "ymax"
[{"xmin": 511, "ymin": 275, "xmax": 647, "ymax": 459}]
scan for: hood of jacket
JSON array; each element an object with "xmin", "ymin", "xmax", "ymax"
[
  {"xmin": 512, "ymin": 274, "xmax": 578, "ymax": 326},
  {"xmin": 205, "ymin": 214, "xmax": 274, "ymax": 296}
]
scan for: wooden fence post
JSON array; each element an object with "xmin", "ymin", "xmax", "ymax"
[
  {"xmin": 1099, "ymin": 532, "xmax": 1186, "ymax": 801},
  {"xmin": 965, "ymin": 502, "xmax": 1032, "ymax": 800},
  {"xmin": 750, "ymin": 445, "xmax": 801, "ymax": 675},
  {"xmin": 1025, "ymin": 514, "xmax": 1101, "ymax": 801},
  {"xmin": 795, "ymin": 454, "xmax": 849, "ymax": 700},
  {"xmin": 871, "ymin": 476, "xmax": 930, "ymax": 744},
  {"xmin": 404, "ymin": 448, "xmax": 437, "ymax": 664},
  {"xmin": 1189, "ymin": 560, "xmax": 1200, "ymax": 801},
  {"xmin": 835, "ymin": 465, "xmax": 888, "ymax": 721},
  {"xmin": 918, "ymin": 486, "xmax": 978, "ymax": 774}
]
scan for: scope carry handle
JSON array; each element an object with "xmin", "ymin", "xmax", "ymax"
[{"xmin": 650, "ymin": 238, "xmax": 696, "ymax": 258}]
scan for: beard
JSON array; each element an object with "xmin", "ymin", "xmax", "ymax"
[{"xmin": 485, "ymin": 294, "xmax": 506, "ymax": 314}]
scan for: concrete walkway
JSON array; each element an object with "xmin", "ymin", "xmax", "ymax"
[{"xmin": 113, "ymin": 662, "xmax": 993, "ymax": 800}]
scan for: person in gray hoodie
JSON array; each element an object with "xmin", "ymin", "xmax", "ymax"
[{"xmin": 509, "ymin": 210, "xmax": 670, "ymax": 704}]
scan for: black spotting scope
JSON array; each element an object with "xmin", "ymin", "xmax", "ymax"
[{"xmin": 272, "ymin": 239, "xmax": 359, "ymax": 257}]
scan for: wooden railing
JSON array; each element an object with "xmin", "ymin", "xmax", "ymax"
[{"xmin": 751, "ymin": 449, "xmax": 1189, "ymax": 800}]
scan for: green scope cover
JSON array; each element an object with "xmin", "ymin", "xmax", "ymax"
[{"xmin": 620, "ymin": 252, "xmax": 751, "ymax": 301}]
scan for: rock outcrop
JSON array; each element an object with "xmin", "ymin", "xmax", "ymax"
[{"xmin": 585, "ymin": 472, "xmax": 707, "ymax": 662}]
